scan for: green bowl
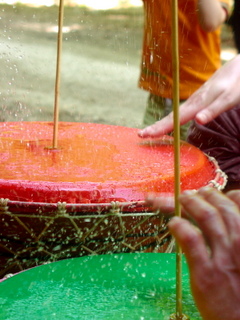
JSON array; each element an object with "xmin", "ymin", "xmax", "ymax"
[{"xmin": 0, "ymin": 253, "xmax": 200, "ymax": 320}]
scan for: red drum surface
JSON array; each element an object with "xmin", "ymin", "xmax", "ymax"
[{"xmin": 0, "ymin": 122, "xmax": 224, "ymax": 203}]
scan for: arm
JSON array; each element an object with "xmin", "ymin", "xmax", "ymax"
[
  {"xmin": 168, "ymin": 188, "xmax": 240, "ymax": 320},
  {"xmin": 138, "ymin": 54, "xmax": 240, "ymax": 139},
  {"xmin": 197, "ymin": 0, "xmax": 228, "ymax": 32}
]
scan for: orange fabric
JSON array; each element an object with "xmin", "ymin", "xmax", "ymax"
[{"xmin": 139, "ymin": 0, "xmax": 230, "ymax": 100}]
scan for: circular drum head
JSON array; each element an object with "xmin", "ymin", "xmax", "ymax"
[
  {"xmin": 0, "ymin": 253, "xmax": 200, "ymax": 319},
  {"xmin": 0, "ymin": 122, "xmax": 226, "ymax": 203}
]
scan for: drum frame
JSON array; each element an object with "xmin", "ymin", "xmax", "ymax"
[
  {"xmin": 0, "ymin": 199, "xmax": 174, "ymax": 277},
  {"xmin": 0, "ymin": 155, "xmax": 227, "ymax": 278}
]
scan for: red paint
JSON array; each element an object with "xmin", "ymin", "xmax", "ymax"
[{"xmin": 0, "ymin": 122, "xmax": 218, "ymax": 203}]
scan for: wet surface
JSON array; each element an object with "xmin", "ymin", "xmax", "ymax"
[
  {"xmin": 0, "ymin": 253, "xmax": 201, "ymax": 320},
  {"xmin": 0, "ymin": 121, "xmax": 218, "ymax": 202}
]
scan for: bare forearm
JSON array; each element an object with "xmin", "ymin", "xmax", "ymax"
[{"xmin": 197, "ymin": 0, "xmax": 227, "ymax": 31}]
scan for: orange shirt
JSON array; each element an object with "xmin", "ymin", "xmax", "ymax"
[{"xmin": 139, "ymin": 0, "xmax": 230, "ymax": 100}]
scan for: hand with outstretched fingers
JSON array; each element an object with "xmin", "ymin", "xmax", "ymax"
[
  {"xmin": 138, "ymin": 55, "xmax": 240, "ymax": 139},
  {"xmin": 168, "ymin": 188, "xmax": 240, "ymax": 320}
]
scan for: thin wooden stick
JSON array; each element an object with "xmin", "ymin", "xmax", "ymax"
[
  {"xmin": 52, "ymin": 0, "xmax": 64, "ymax": 149},
  {"xmin": 171, "ymin": 0, "xmax": 184, "ymax": 319}
]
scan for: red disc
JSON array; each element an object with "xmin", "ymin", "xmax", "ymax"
[{"xmin": 0, "ymin": 122, "xmax": 218, "ymax": 203}]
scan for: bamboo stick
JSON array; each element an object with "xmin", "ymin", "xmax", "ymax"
[
  {"xmin": 169, "ymin": 0, "xmax": 185, "ymax": 319},
  {"xmin": 52, "ymin": 0, "xmax": 64, "ymax": 149}
]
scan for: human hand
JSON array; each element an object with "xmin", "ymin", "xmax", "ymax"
[
  {"xmin": 197, "ymin": 0, "xmax": 227, "ymax": 32},
  {"xmin": 146, "ymin": 193, "xmax": 175, "ymax": 215},
  {"xmin": 138, "ymin": 55, "xmax": 240, "ymax": 139},
  {"xmin": 168, "ymin": 187, "xmax": 240, "ymax": 320}
]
